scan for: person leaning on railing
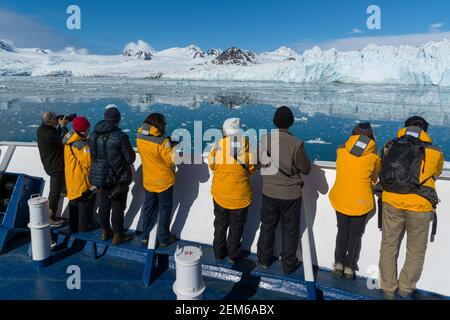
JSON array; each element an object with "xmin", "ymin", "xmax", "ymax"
[
  {"xmin": 63, "ymin": 116, "xmax": 99, "ymax": 233},
  {"xmin": 208, "ymin": 118, "xmax": 256, "ymax": 263},
  {"xmin": 378, "ymin": 116, "xmax": 444, "ymax": 300},
  {"xmin": 136, "ymin": 113, "xmax": 179, "ymax": 247},
  {"xmin": 328, "ymin": 123, "xmax": 381, "ymax": 280}
]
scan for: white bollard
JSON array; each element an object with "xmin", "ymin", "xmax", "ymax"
[
  {"xmin": 173, "ymin": 246, "xmax": 205, "ymax": 300},
  {"xmin": 27, "ymin": 195, "xmax": 52, "ymax": 264}
]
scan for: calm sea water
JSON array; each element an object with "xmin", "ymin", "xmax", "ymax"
[{"xmin": 1, "ymin": 77, "xmax": 449, "ymax": 162}]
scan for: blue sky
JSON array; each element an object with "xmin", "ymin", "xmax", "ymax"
[{"xmin": 0, "ymin": 0, "xmax": 449, "ymax": 54}]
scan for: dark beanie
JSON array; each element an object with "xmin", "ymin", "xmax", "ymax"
[
  {"xmin": 104, "ymin": 106, "xmax": 121, "ymax": 122},
  {"xmin": 273, "ymin": 106, "xmax": 294, "ymax": 129},
  {"xmin": 405, "ymin": 116, "xmax": 429, "ymax": 132}
]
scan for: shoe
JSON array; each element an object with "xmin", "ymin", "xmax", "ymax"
[
  {"xmin": 141, "ymin": 238, "xmax": 149, "ymax": 246},
  {"xmin": 257, "ymin": 259, "xmax": 272, "ymax": 269},
  {"xmin": 51, "ymin": 240, "xmax": 57, "ymax": 249},
  {"xmin": 344, "ymin": 267, "xmax": 355, "ymax": 280},
  {"xmin": 79, "ymin": 223, "xmax": 100, "ymax": 233},
  {"xmin": 332, "ymin": 263, "xmax": 344, "ymax": 279},
  {"xmin": 383, "ymin": 290, "xmax": 396, "ymax": 300},
  {"xmin": 228, "ymin": 253, "xmax": 242, "ymax": 264},
  {"xmin": 283, "ymin": 260, "xmax": 301, "ymax": 275},
  {"xmin": 398, "ymin": 290, "xmax": 413, "ymax": 300},
  {"xmin": 214, "ymin": 253, "xmax": 227, "ymax": 261},
  {"xmin": 160, "ymin": 235, "xmax": 178, "ymax": 248},
  {"xmin": 101, "ymin": 229, "xmax": 113, "ymax": 241},
  {"xmin": 112, "ymin": 232, "xmax": 134, "ymax": 245},
  {"xmin": 49, "ymin": 219, "xmax": 64, "ymax": 227}
]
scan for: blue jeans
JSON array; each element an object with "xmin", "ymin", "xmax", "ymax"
[{"xmin": 142, "ymin": 186, "xmax": 174, "ymax": 243}]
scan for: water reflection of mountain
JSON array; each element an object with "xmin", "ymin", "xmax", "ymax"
[{"xmin": 1, "ymin": 77, "xmax": 450, "ymax": 125}]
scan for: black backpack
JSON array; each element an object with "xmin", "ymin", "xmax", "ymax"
[{"xmin": 379, "ymin": 127, "xmax": 439, "ymax": 209}]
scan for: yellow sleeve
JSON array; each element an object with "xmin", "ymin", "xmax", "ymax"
[
  {"xmin": 208, "ymin": 147, "xmax": 217, "ymax": 171},
  {"xmin": 246, "ymin": 150, "xmax": 257, "ymax": 174},
  {"xmin": 80, "ymin": 146, "xmax": 92, "ymax": 173},
  {"xmin": 159, "ymin": 139, "xmax": 175, "ymax": 166},
  {"xmin": 372, "ymin": 155, "xmax": 381, "ymax": 184},
  {"xmin": 436, "ymin": 151, "xmax": 444, "ymax": 177}
]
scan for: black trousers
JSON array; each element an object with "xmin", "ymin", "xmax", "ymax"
[
  {"xmin": 257, "ymin": 194, "xmax": 302, "ymax": 271},
  {"xmin": 48, "ymin": 173, "xmax": 65, "ymax": 219},
  {"xmin": 334, "ymin": 211, "xmax": 367, "ymax": 271},
  {"xmin": 98, "ymin": 186, "xmax": 128, "ymax": 235},
  {"xmin": 213, "ymin": 201, "xmax": 249, "ymax": 260},
  {"xmin": 68, "ymin": 195, "xmax": 96, "ymax": 232}
]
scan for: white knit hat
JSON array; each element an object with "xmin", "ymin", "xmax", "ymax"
[{"xmin": 222, "ymin": 118, "xmax": 242, "ymax": 137}]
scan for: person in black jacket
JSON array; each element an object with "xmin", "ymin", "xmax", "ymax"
[
  {"xmin": 36, "ymin": 111, "xmax": 69, "ymax": 226},
  {"xmin": 89, "ymin": 106, "xmax": 136, "ymax": 245}
]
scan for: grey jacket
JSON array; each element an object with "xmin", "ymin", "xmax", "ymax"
[{"xmin": 259, "ymin": 129, "xmax": 311, "ymax": 200}]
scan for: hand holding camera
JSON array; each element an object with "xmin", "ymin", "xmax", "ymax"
[{"xmin": 56, "ymin": 113, "xmax": 77, "ymax": 127}]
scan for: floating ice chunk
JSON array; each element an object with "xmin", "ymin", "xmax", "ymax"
[
  {"xmin": 123, "ymin": 129, "xmax": 131, "ymax": 133},
  {"xmin": 295, "ymin": 117, "xmax": 308, "ymax": 122},
  {"xmin": 306, "ymin": 138, "xmax": 332, "ymax": 145}
]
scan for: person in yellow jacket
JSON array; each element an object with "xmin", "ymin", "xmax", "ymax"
[
  {"xmin": 63, "ymin": 116, "xmax": 98, "ymax": 232},
  {"xmin": 208, "ymin": 118, "xmax": 256, "ymax": 262},
  {"xmin": 329, "ymin": 123, "xmax": 381, "ymax": 279},
  {"xmin": 136, "ymin": 113, "xmax": 179, "ymax": 247},
  {"xmin": 378, "ymin": 116, "xmax": 444, "ymax": 299}
]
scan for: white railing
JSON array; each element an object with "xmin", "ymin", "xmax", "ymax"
[{"xmin": 1, "ymin": 141, "xmax": 450, "ymax": 297}]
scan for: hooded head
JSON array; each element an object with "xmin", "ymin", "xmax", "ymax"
[
  {"xmin": 273, "ymin": 106, "xmax": 294, "ymax": 129},
  {"xmin": 104, "ymin": 105, "xmax": 121, "ymax": 123},
  {"xmin": 405, "ymin": 116, "xmax": 429, "ymax": 132},
  {"xmin": 352, "ymin": 122, "xmax": 374, "ymax": 140},
  {"xmin": 144, "ymin": 113, "xmax": 166, "ymax": 136},
  {"xmin": 222, "ymin": 118, "xmax": 242, "ymax": 137}
]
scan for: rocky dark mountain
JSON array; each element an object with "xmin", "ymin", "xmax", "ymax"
[
  {"xmin": 211, "ymin": 47, "xmax": 258, "ymax": 66},
  {"xmin": 0, "ymin": 40, "xmax": 15, "ymax": 52},
  {"xmin": 207, "ymin": 48, "xmax": 222, "ymax": 57},
  {"xmin": 123, "ymin": 49, "xmax": 152, "ymax": 61}
]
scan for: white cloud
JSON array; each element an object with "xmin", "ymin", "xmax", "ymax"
[
  {"xmin": 429, "ymin": 23, "xmax": 444, "ymax": 33},
  {"xmin": 293, "ymin": 31, "xmax": 450, "ymax": 52},
  {"xmin": 123, "ymin": 40, "xmax": 155, "ymax": 54},
  {"xmin": 58, "ymin": 47, "xmax": 90, "ymax": 55},
  {"xmin": 351, "ymin": 29, "xmax": 364, "ymax": 34}
]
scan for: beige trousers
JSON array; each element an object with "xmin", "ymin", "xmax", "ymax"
[{"xmin": 379, "ymin": 203, "xmax": 432, "ymax": 294}]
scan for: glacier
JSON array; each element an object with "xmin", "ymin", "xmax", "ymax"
[{"xmin": 1, "ymin": 40, "xmax": 450, "ymax": 86}]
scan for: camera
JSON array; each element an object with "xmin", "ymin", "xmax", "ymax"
[{"xmin": 56, "ymin": 113, "xmax": 77, "ymax": 122}]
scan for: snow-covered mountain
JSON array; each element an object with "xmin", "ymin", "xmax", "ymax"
[
  {"xmin": 123, "ymin": 40, "xmax": 154, "ymax": 60},
  {"xmin": 207, "ymin": 48, "xmax": 222, "ymax": 57},
  {"xmin": 0, "ymin": 40, "xmax": 15, "ymax": 53},
  {"xmin": 211, "ymin": 47, "xmax": 258, "ymax": 66},
  {"xmin": 156, "ymin": 45, "xmax": 205, "ymax": 59},
  {"xmin": 1, "ymin": 40, "xmax": 450, "ymax": 86}
]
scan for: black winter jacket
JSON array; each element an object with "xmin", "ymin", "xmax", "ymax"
[
  {"xmin": 37, "ymin": 124, "xmax": 69, "ymax": 175},
  {"xmin": 88, "ymin": 120, "xmax": 136, "ymax": 187}
]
